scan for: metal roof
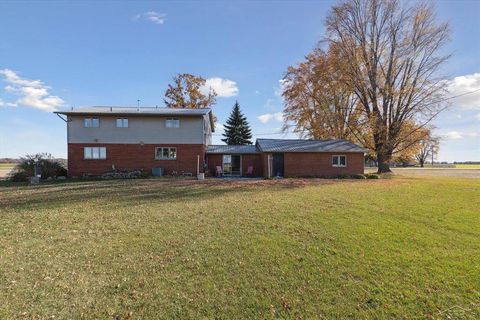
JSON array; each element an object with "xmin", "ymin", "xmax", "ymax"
[
  {"xmin": 206, "ymin": 145, "xmax": 259, "ymax": 154},
  {"xmin": 256, "ymin": 139, "xmax": 367, "ymax": 153},
  {"xmin": 54, "ymin": 106, "xmax": 212, "ymax": 116}
]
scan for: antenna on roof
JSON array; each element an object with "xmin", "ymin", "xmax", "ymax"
[
  {"xmin": 137, "ymin": 99, "xmax": 140, "ymax": 109},
  {"xmin": 110, "ymin": 107, "xmax": 112, "ymax": 111}
]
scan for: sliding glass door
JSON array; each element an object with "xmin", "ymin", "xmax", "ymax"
[{"xmin": 222, "ymin": 155, "xmax": 241, "ymax": 176}]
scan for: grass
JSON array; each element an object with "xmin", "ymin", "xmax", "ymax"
[
  {"xmin": 455, "ymin": 164, "xmax": 480, "ymax": 169},
  {"xmin": 0, "ymin": 176, "xmax": 479, "ymax": 319},
  {"xmin": 0, "ymin": 163, "xmax": 15, "ymax": 169}
]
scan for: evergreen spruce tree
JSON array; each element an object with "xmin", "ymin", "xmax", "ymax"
[{"xmin": 221, "ymin": 101, "xmax": 253, "ymax": 145}]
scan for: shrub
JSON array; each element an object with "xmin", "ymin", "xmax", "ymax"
[
  {"xmin": 365, "ymin": 173, "xmax": 380, "ymax": 179},
  {"xmin": 352, "ymin": 174, "xmax": 367, "ymax": 179},
  {"xmin": 140, "ymin": 171, "xmax": 151, "ymax": 179},
  {"xmin": 9, "ymin": 153, "xmax": 67, "ymax": 181},
  {"xmin": 8, "ymin": 170, "xmax": 30, "ymax": 182},
  {"xmin": 337, "ymin": 173, "xmax": 367, "ymax": 179}
]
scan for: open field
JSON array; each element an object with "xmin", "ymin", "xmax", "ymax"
[
  {"xmin": 455, "ymin": 164, "xmax": 480, "ymax": 169},
  {"xmin": 0, "ymin": 163, "xmax": 15, "ymax": 179},
  {"xmin": 392, "ymin": 168, "xmax": 480, "ymax": 178},
  {"xmin": 364, "ymin": 167, "xmax": 480, "ymax": 178},
  {"xmin": 1, "ymin": 176, "xmax": 479, "ymax": 319},
  {"xmin": 0, "ymin": 163, "xmax": 16, "ymax": 168}
]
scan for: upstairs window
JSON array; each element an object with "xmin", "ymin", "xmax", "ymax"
[
  {"xmin": 84, "ymin": 147, "xmax": 106, "ymax": 160},
  {"xmin": 332, "ymin": 155, "xmax": 347, "ymax": 167},
  {"xmin": 116, "ymin": 118, "xmax": 129, "ymax": 128},
  {"xmin": 165, "ymin": 118, "xmax": 180, "ymax": 128},
  {"xmin": 84, "ymin": 118, "xmax": 99, "ymax": 127},
  {"xmin": 155, "ymin": 147, "xmax": 177, "ymax": 160}
]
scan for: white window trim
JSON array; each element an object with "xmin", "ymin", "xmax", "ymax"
[
  {"xmin": 155, "ymin": 147, "xmax": 177, "ymax": 160},
  {"xmin": 83, "ymin": 147, "xmax": 107, "ymax": 160},
  {"xmin": 83, "ymin": 118, "xmax": 99, "ymax": 128},
  {"xmin": 165, "ymin": 118, "xmax": 180, "ymax": 128},
  {"xmin": 332, "ymin": 155, "xmax": 347, "ymax": 167},
  {"xmin": 116, "ymin": 118, "xmax": 129, "ymax": 128}
]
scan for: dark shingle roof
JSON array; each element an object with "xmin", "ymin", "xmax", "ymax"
[
  {"xmin": 206, "ymin": 145, "xmax": 259, "ymax": 154},
  {"xmin": 256, "ymin": 139, "xmax": 367, "ymax": 153}
]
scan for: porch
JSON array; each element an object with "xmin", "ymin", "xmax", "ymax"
[{"xmin": 205, "ymin": 145, "xmax": 263, "ymax": 178}]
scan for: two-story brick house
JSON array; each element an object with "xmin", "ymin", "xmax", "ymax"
[
  {"xmin": 55, "ymin": 106, "xmax": 367, "ymax": 178},
  {"xmin": 55, "ymin": 107, "xmax": 214, "ymax": 177}
]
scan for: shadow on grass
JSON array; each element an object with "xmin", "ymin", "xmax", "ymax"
[{"xmin": 0, "ymin": 177, "xmax": 314, "ymax": 212}]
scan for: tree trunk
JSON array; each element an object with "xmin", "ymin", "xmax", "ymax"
[
  {"xmin": 420, "ymin": 160, "xmax": 424, "ymax": 167},
  {"xmin": 377, "ymin": 152, "xmax": 392, "ymax": 173}
]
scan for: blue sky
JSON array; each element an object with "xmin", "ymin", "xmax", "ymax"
[{"xmin": 0, "ymin": 0, "xmax": 479, "ymax": 162}]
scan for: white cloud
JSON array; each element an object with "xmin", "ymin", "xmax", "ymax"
[
  {"xmin": 0, "ymin": 69, "xmax": 64, "ymax": 112},
  {"xmin": 133, "ymin": 11, "xmax": 166, "ymax": 25},
  {"xmin": 202, "ymin": 77, "xmax": 238, "ymax": 97},
  {"xmin": 446, "ymin": 73, "xmax": 480, "ymax": 110},
  {"xmin": 215, "ymin": 123, "xmax": 225, "ymax": 133},
  {"xmin": 443, "ymin": 130, "xmax": 479, "ymax": 140},
  {"xmin": 444, "ymin": 131, "xmax": 463, "ymax": 140},
  {"xmin": 258, "ymin": 112, "xmax": 283, "ymax": 124},
  {"xmin": 476, "ymin": 113, "xmax": 480, "ymax": 121},
  {"xmin": 274, "ymin": 79, "xmax": 288, "ymax": 99},
  {"xmin": 0, "ymin": 98, "xmax": 17, "ymax": 107}
]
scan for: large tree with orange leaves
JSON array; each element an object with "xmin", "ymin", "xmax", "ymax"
[
  {"xmin": 283, "ymin": 0, "xmax": 450, "ymax": 173},
  {"xmin": 164, "ymin": 73, "xmax": 217, "ymax": 109}
]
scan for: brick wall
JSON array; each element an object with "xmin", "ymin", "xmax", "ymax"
[
  {"xmin": 68, "ymin": 143, "xmax": 205, "ymax": 177},
  {"xmin": 283, "ymin": 152, "xmax": 364, "ymax": 177},
  {"xmin": 205, "ymin": 154, "xmax": 222, "ymax": 176}
]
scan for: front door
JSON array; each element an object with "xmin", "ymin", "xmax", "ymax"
[
  {"xmin": 223, "ymin": 155, "xmax": 241, "ymax": 176},
  {"xmin": 272, "ymin": 153, "xmax": 284, "ymax": 177}
]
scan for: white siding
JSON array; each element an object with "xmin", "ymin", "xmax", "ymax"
[{"xmin": 68, "ymin": 116, "xmax": 205, "ymax": 144}]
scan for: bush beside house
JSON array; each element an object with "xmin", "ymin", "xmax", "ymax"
[{"xmin": 9, "ymin": 153, "xmax": 67, "ymax": 182}]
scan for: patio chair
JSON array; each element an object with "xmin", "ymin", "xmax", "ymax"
[
  {"xmin": 215, "ymin": 166, "xmax": 223, "ymax": 177},
  {"xmin": 246, "ymin": 166, "xmax": 254, "ymax": 176}
]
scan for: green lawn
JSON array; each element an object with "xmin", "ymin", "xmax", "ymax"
[{"xmin": 1, "ymin": 177, "xmax": 479, "ymax": 319}]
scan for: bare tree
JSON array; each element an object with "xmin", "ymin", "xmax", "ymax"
[
  {"xmin": 416, "ymin": 136, "xmax": 440, "ymax": 167},
  {"xmin": 325, "ymin": 0, "xmax": 450, "ymax": 173},
  {"xmin": 164, "ymin": 73, "xmax": 217, "ymax": 109}
]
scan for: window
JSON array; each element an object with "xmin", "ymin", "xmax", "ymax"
[
  {"xmin": 165, "ymin": 118, "xmax": 180, "ymax": 128},
  {"xmin": 116, "ymin": 118, "xmax": 129, "ymax": 128},
  {"xmin": 332, "ymin": 155, "xmax": 347, "ymax": 167},
  {"xmin": 155, "ymin": 147, "xmax": 177, "ymax": 160},
  {"xmin": 84, "ymin": 147, "xmax": 106, "ymax": 160},
  {"xmin": 84, "ymin": 118, "xmax": 99, "ymax": 127}
]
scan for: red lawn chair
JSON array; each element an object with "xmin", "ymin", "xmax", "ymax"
[
  {"xmin": 246, "ymin": 166, "xmax": 254, "ymax": 176},
  {"xmin": 215, "ymin": 166, "xmax": 223, "ymax": 177}
]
